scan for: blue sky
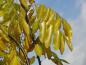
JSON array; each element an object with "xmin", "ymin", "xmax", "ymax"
[
  {"xmin": 34, "ymin": 0, "xmax": 86, "ymax": 65},
  {"xmin": 36, "ymin": 0, "xmax": 79, "ymax": 20}
]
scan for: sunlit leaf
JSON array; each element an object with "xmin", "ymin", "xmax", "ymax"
[
  {"xmin": 45, "ymin": 25, "xmax": 53, "ymax": 48},
  {"xmin": 39, "ymin": 22, "xmax": 46, "ymax": 43},
  {"xmin": 46, "ymin": 9, "xmax": 55, "ymax": 26},
  {"xmin": 10, "ymin": 56, "xmax": 20, "ymax": 65},
  {"xmin": 32, "ymin": 19, "xmax": 40, "ymax": 33},
  {"xmin": 19, "ymin": 15, "xmax": 30, "ymax": 36},
  {"xmin": 62, "ymin": 19, "xmax": 72, "ymax": 40},
  {"xmin": 36, "ymin": 4, "xmax": 46, "ymax": 20},
  {"xmin": 65, "ymin": 36, "xmax": 73, "ymax": 51},
  {"xmin": 20, "ymin": 0, "xmax": 29, "ymax": 10},
  {"xmin": 29, "ymin": 0, "xmax": 35, "ymax": 4},
  {"xmin": 59, "ymin": 33, "xmax": 65, "ymax": 54},
  {"xmin": 34, "ymin": 44, "xmax": 42, "ymax": 56},
  {"xmin": 53, "ymin": 30, "xmax": 61, "ymax": 50}
]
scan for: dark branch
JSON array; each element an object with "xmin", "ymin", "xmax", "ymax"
[{"xmin": 37, "ymin": 56, "xmax": 41, "ymax": 65}]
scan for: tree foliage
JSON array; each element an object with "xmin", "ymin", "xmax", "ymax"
[{"xmin": 0, "ymin": 0, "xmax": 73, "ymax": 65}]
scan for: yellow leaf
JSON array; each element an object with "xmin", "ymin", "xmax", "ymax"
[
  {"xmin": 20, "ymin": 0, "xmax": 29, "ymax": 10},
  {"xmin": 19, "ymin": 16, "xmax": 30, "ymax": 36},
  {"xmin": 0, "ymin": 38, "xmax": 7, "ymax": 51},
  {"xmin": 34, "ymin": 44, "xmax": 42, "ymax": 56},
  {"xmin": 10, "ymin": 56, "xmax": 20, "ymax": 65},
  {"xmin": 53, "ymin": 30, "xmax": 61, "ymax": 50},
  {"xmin": 24, "ymin": 36, "xmax": 29, "ymax": 51},
  {"xmin": 0, "ymin": 10, "xmax": 4, "ymax": 16},
  {"xmin": 59, "ymin": 33, "xmax": 65, "ymax": 54},
  {"xmin": 62, "ymin": 19, "xmax": 72, "ymax": 40},
  {"xmin": 32, "ymin": 19, "xmax": 40, "ymax": 33},
  {"xmin": 29, "ymin": 0, "xmax": 35, "ymax": 4},
  {"xmin": 46, "ymin": 9, "xmax": 55, "ymax": 26},
  {"xmin": 8, "ymin": 19, "xmax": 21, "ymax": 41},
  {"xmin": 43, "ymin": 8, "xmax": 50, "ymax": 22},
  {"xmin": 29, "ymin": 16, "xmax": 36, "ymax": 25},
  {"xmin": 0, "ymin": 50, "xmax": 7, "ymax": 57},
  {"xmin": 36, "ymin": 4, "xmax": 46, "ymax": 19},
  {"xmin": 65, "ymin": 36, "xmax": 73, "ymax": 51},
  {"xmin": 54, "ymin": 16, "xmax": 61, "ymax": 32},
  {"xmin": 45, "ymin": 25, "xmax": 53, "ymax": 48},
  {"xmin": 19, "ymin": 6, "xmax": 26, "ymax": 17},
  {"xmin": 0, "ymin": 30, "xmax": 10, "ymax": 42},
  {"xmin": 7, "ymin": 50, "xmax": 16, "ymax": 60},
  {"xmin": 39, "ymin": 22, "xmax": 46, "ymax": 43}
]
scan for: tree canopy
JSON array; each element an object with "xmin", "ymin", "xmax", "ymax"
[{"xmin": 0, "ymin": 0, "xmax": 73, "ymax": 65}]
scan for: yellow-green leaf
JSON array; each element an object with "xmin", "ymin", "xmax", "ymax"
[
  {"xmin": 0, "ymin": 38, "xmax": 8, "ymax": 51},
  {"xmin": 43, "ymin": 8, "xmax": 50, "ymax": 22},
  {"xmin": 34, "ymin": 44, "xmax": 42, "ymax": 56},
  {"xmin": 19, "ymin": 16, "xmax": 30, "ymax": 36},
  {"xmin": 36, "ymin": 4, "xmax": 46, "ymax": 19},
  {"xmin": 32, "ymin": 19, "xmax": 40, "ymax": 33},
  {"xmin": 46, "ymin": 9, "xmax": 55, "ymax": 26},
  {"xmin": 29, "ymin": 0, "xmax": 35, "ymax": 4},
  {"xmin": 39, "ymin": 22, "xmax": 46, "ymax": 43},
  {"xmin": 54, "ymin": 16, "xmax": 61, "ymax": 32},
  {"xmin": 53, "ymin": 30, "xmax": 61, "ymax": 50},
  {"xmin": 59, "ymin": 33, "xmax": 65, "ymax": 54},
  {"xmin": 10, "ymin": 56, "xmax": 20, "ymax": 65},
  {"xmin": 20, "ymin": 0, "xmax": 29, "ymax": 10},
  {"xmin": 65, "ymin": 36, "xmax": 73, "ymax": 51},
  {"xmin": 62, "ymin": 19, "xmax": 72, "ymax": 40},
  {"xmin": 45, "ymin": 25, "xmax": 53, "ymax": 48},
  {"xmin": 8, "ymin": 19, "xmax": 21, "ymax": 41}
]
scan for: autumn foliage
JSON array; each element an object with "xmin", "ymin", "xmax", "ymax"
[{"xmin": 0, "ymin": 0, "xmax": 73, "ymax": 65}]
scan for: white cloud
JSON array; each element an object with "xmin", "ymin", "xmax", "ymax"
[{"xmin": 63, "ymin": 1, "xmax": 86, "ymax": 65}]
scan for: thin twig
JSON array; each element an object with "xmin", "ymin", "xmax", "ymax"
[{"xmin": 37, "ymin": 56, "xmax": 41, "ymax": 65}]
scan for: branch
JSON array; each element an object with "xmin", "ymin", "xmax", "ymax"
[{"xmin": 37, "ymin": 56, "xmax": 41, "ymax": 65}]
